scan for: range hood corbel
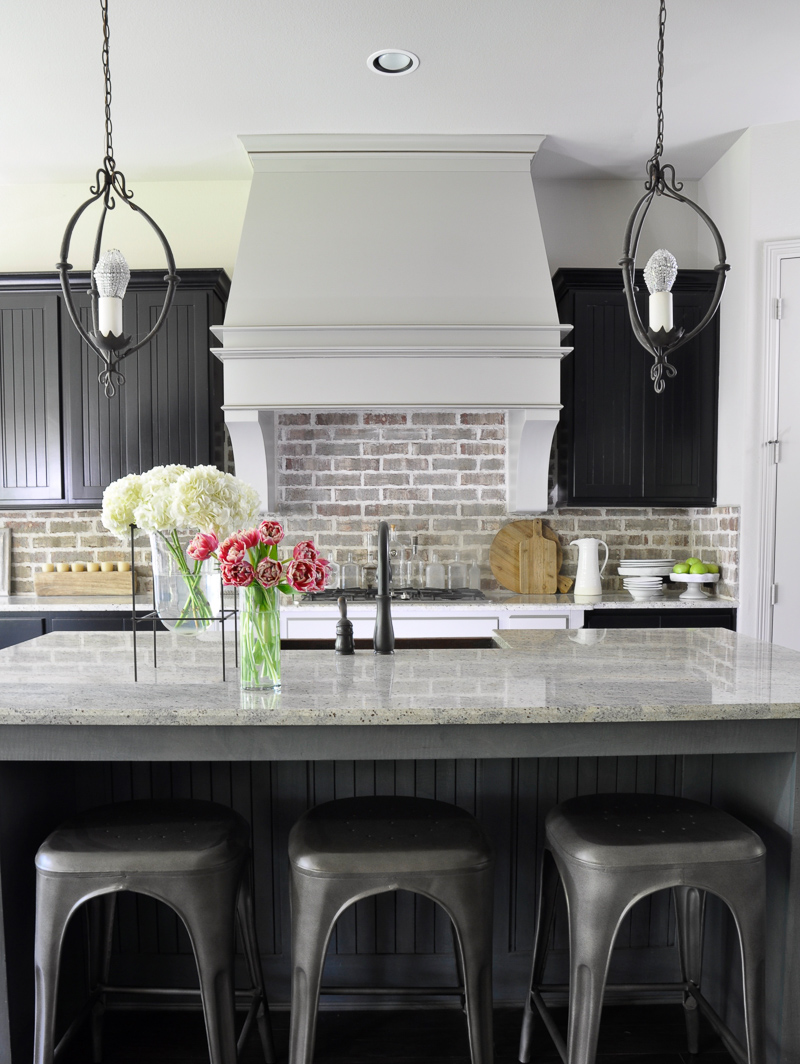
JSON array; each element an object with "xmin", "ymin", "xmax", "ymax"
[{"xmin": 212, "ymin": 135, "xmax": 572, "ymax": 514}]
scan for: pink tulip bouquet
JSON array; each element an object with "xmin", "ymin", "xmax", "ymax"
[{"xmin": 186, "ymin": 520, "xmax": 330, "ymax": 690}]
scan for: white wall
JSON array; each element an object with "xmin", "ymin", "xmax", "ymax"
[
  {"xmin": 0, "ymin": 180, "xmax": 250, "ymax": 277},
  {"xmin": 699, "ymin": 120, "xmax": 800, "ymax": 636},
  {"xmin": 533, "ymin": 177, "xmax": 701, "ymax": 274}
]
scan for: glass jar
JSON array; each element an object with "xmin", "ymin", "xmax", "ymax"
[
  {"xmin": 341, "ymin": 552, "xmax": 360, "ymax": 589},
  {"xmin": 425, "ymin": 552, "xmax": 446, "ymax": 589},
  {"xmin": 149, "ymin": 532, "xmax": 221, "ymax": 634},
  {"xmin": 448, "ymin": 553, "xmax": 467, "ymax": 590}
]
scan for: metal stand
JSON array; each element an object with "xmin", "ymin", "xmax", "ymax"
[{"xmin": 128, "ymin": 525, "xmax": 238, "ymax": 682}]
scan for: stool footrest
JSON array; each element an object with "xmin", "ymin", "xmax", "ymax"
[
  {"xmin": 687, "ymin": 984, "xmax": 748, "ymax": 1064},
  {"xmin": 531, "ymin": 989, "xmax": 567, "ymax": 1064},
  {"xmin": 531, "ymin": 982, "xmax": 749, "ymax": 1064},
  {"xmin": 320, "ymin": 985, "xmax": 464, "ymax": 997}
]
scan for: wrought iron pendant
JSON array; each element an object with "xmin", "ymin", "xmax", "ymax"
[
  {"xmin": 620, "ymin": 0, "xmax": 729, "ymax": 394},
  {"xmin": 57, "ymin": 0, "xmax": 178, "ymax": 398}
]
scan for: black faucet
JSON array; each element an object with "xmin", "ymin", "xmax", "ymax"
[{"xmin": 373, "ymin": 521, "xmax": 395, "ymax": 655}]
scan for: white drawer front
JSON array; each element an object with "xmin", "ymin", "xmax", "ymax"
[
  {"xmin": 284, "ymin": 615, "xmax": 502, "ymax": 640},
  {"xmin": 503, "ymin": 615, "xmax": 569, "ymax": 630}
]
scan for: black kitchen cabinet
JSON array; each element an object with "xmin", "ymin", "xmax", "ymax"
[
  {"xmin": 583, "ymin": 607, "xmax": 736, "ymax": 631},
  {"xmin": 0, "ymin": 293, "xmax": 63, "ymax": 502},
  {"xmin": 554, "ymin": 268, "xmax": 719, "ymax": 506},
  {"xmin": 0, "ymin": 270, "xmax": 228, "ymax": 507},
  {"xmin": 0, "ymin": 610, "xmax": 166, "ymax": 649}
]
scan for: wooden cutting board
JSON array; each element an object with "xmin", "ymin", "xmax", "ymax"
[
  {"xmin": 489, "ymin": 520, "xmax": 572, "ymax": 595},
  {"xmin": 33, "ymin": 570, "xmax": 136, "ymax": 597}
]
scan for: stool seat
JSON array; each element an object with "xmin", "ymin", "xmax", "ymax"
[
  {"xmin": 36, "ymin": 799, "xmax": 250, "ymax": 875},
  {"xmin": 289, "ymin": 795, "xmax": 492, "ymax": 876},
  {"xmin": 547, "ymin": 794, "xmax": 766, "ymax": 869}
]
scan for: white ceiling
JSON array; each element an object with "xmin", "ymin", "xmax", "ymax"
[{"xmin": 4, "ymin": 0, "xmax": 800, "ymax": 185}]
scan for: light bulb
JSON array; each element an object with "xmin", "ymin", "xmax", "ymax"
[
  {"xmin": 94, "ymin": 249, "xmax": 130, "ymax": 337},
  {"xmin": 644, "ymin": 249, "xmax": 678, "ymax": 294},
  {"xmin": 94, "ymin": 249, "xmax": 130, "ymax": 298},
  {"xmin": 644, "ymin": 249, "xmax": 677, "ymax": 334}
]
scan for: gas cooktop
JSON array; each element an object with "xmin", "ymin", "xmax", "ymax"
[{"xmin": 299, "ymin": 587, "xmax": 487, "ymax": 603}]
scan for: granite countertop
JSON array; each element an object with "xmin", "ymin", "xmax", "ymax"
[
  {"xmin": 0, "ymin": 627, "xmax": 790, "ymax": 727},
  {"xmin": 0, "ymin": 591, "xmax": 737, "ymax": 612}
]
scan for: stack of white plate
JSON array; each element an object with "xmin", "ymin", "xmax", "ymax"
[{"xmin": 617, "ymin": 559, "xmax": 675, "ymax": 601}]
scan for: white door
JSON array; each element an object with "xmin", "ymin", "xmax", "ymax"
[{"xmin": 771, "ymin": 256, "xmax": 800, "ymax": 649}]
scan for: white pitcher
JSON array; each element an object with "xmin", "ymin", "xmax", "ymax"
[{"xmin": 570, "ymin": 538, "xmax": 609, "ymax": 597}]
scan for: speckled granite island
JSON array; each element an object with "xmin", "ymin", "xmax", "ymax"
[{"xmin": 0, "ymin": 629, "xmax": 796, "ymax": 1063}]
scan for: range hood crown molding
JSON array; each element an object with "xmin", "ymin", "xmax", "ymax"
[{"xmin": 218, "ymin": 134, "xmax": 569, "ymax": 515}]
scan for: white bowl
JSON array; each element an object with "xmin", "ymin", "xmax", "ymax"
[
  {"xmin": 621, "ymin": 558, "xmax": 675, "ymax": 566},
  {"xmin": 669, "ymin": 573, "xmax": 720, "ymax": 584},
  {"xmin": 618, "ymin": 566, "xmax": 674, "ymax": 577}
]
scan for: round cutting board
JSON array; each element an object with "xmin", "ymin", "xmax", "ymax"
[{"xmin": 489, "ymin": 520, "xmax": 563, "ymax": 595}]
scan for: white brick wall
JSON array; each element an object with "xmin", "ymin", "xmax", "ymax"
[{"xmin": 0, "ymin": 409, "xmax": 739, "ymax": 599}]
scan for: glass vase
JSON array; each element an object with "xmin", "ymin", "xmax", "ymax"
[
  {"xmin": 149, "ymin": 532, "xmax": 220, "ymax": 634},
  {"xmin": 239, "ymin": 584, "xmax": 281, "ymax": 691}
]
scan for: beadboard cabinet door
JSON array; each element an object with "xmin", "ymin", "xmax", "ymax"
[
  {"xmin": 0, "ymin": 270, "xmax": 227, "ymax": 507},
  {"xmin": 555, "ymin": 269, "xmax": 719, "ymax": 507},
  {"xmin": 61, "ymin": 283, "xmax": 222, "ymax": 505},
  {"xmin": 0, "ymin": 294, "xmax": 63, "ymax": 501}
]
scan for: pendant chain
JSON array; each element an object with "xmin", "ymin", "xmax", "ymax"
[
  {"xmin": 651, "ymin": 0, "xmax": 667, "ymax": 166},
  {"xmin": 101, "ymin": 0, "xmax": 115, "ymax": 170}
]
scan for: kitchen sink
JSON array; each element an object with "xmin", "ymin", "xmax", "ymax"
[{"xmin": 281, "ymin": 637, "xmax": 498, "ymax": 650}]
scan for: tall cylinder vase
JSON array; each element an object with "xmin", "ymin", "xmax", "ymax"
[
  {"xmin": 239, "ymin": 584, "xmax": 281, "ymax": 691},
  {"xmin": 149, "ymin": 532, "xmax": 220, "ymax": 634}
]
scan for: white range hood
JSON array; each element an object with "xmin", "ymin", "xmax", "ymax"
[{"xmin": 212, "ymin": 135, "xmax": 571, "ymax": 512}]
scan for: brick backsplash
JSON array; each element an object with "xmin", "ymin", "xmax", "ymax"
[
  {"xmin": 0, "ymin": 513, "xmax": 152, "ymax": 596},
  {"xmin": 0, "ymin": 409, "xmax": 739, "ymax": 601}
]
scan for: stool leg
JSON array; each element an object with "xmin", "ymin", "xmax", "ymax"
[
  {"xmin": 90, "ymin": 892, "xmax": 117, "ymax": 1063},
  {"xmin": 436, "ymin": 871, "xmax": 495, "ymax": 1064},
  {"xmin": 563, "ymin": 876, "xmax": 626, "ymax": 1064},
  {"xmin": 289, "ymin": 874, "xmax": 353, "ymax": 1064},
  {"xmin": 519, "ymin": 848, "xmax": 560, "ymax": 1064},
  {"xmin": 725, "ymin": 867, "xmax": 767, "ymax": 1064},
  {"xmin": 674, "ymin": 886, "xmax": 704, "ymax": 1055},
  {"xmin": 237, "ymin": 863, "xmax": 276, "ymax": 1063},
  {"xmin": 34, "ymin": 873, "xmax": 89, "ymax": 1064},
  {"xmin": 174, "ymin": 879, "xmax": 240, "ymax": 1064}
]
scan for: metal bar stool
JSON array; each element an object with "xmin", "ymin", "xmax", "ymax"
[
  {"xmin": 518, "ymin": 794, "xmax": 766, "ymax": 1064},
  {"xmin": 33, "ymin": 799, "xmax": 275, "ymax": 1064},
  {"xmin": 288, "ymin": 795, "xmax": 494, "ymax": 1064}
]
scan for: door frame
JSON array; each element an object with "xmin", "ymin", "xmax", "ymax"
[{"xmin": 756, "ymin": 239, "xmax": 800, "ymax": 641}]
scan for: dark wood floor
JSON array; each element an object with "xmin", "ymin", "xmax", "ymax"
[{"xmin": 60, "ymin": 1003, "xmax": 733, "ymax": 1063}]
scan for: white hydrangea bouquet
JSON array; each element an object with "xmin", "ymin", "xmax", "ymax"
[{"xmin": 102, "ymin": 465, "xmax": 261, "ymax": 629}]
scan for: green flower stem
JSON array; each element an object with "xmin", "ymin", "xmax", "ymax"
[
  {"xmin": 158, "ymin": 530, "xmax": 214, "ymax": 629},
  {"xmin": 239, "ymin": 585, "xmax": 281, "ymax": 690}
]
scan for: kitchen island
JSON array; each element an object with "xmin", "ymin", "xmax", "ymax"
[{"xmin": 0, "ymin": 628, "xmax": 794, "ymax": 1063}]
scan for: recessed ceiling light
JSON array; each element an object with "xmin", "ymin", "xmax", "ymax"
[{"xmin": 368, "ymin": 50, "xmax": 419, "ymax": 76}]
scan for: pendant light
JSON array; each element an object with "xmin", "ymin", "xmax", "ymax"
[
  {"xmin": 57, "ymin": 0, "xmax": 179, "ymax": 398},
  {"xmin": 620, "ymin": 0, "xmax": 729, "ymax": 394}
]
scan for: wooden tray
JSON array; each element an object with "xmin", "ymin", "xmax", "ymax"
[
  {"xmin": 33, "ymin": 570, "xmax": 136, "ymax": 597},
  {"xmin": 489, "ymin": 520, "xmax": 573, "ymax": 595}
]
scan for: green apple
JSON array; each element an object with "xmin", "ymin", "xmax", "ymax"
[
  {"xmin": 685, "ymin": 557, "xmax": 702, "ymax": 568},
  {"xmin": 706, "ymin": 563, "xmax": 719, "ymax": 574},
  {"xmin": 672, "ymin": 563, "xmax": 690, "ymax": 574},
  {"xmin": 689, "ymin": 563, "xmax": 709, "ymax": 575}
]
